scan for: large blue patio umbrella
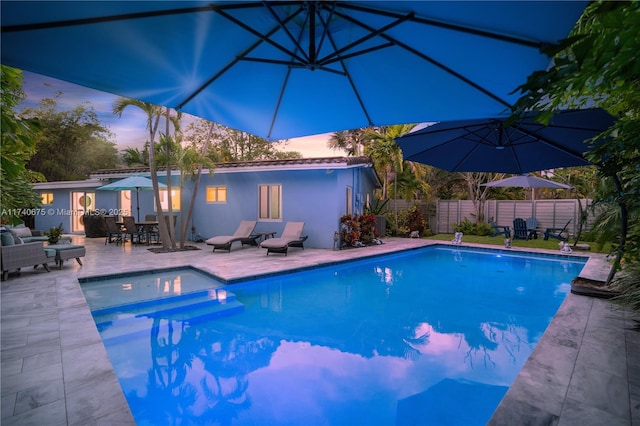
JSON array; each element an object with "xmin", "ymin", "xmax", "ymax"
[
  {"xmin": 1, "ymin": 1, "xmax": 587, "ymax": 140},
  {"xmin": 395, "ymin": 109, "xmax": 616, "ymax": 174},
  {"xmin": 97, "ymin": 176, "xmax": 166, "ymax": 222}
]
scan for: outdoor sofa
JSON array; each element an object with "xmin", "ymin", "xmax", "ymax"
[{"xmin": 0, "ymin": 240, "xmax": 52, "ymax": 280}]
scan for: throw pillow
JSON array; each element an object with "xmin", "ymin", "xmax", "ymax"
[
  {"xmin": 0, "ymin": 231, "xmax": 15, "ymax": 246},
  {"xmin": 10, "ymin": 227, "xmax": 32, "ymax": 238}
]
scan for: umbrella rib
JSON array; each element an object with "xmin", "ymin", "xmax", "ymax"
[
  {"xmin": 317, "ymin": 8, "xmax": 415, "ymax": 65},
  {"xmin": 1, "ymin": 5, "xmax": 220, "ymax": 33},
  {"xmin": 511, "ymin": 123, "xmax": 591, "ymax": 162},
  {"xmin": 337, "ymin": 2, "xmax": 549, "ymax": 50},
  {"xmin": 331, "ymin": 10, "xmax": 513, "ymax": 110},
  {"xmin": 314, "ymin": 2, "xmax": 337, "ymax": 60},
  {"xmin": 177, "ymin": 9, "xmax": 302, "ymax": 110},
  {"xmin": 266, "ymin": 5, "xmax": 318, "ymax": 139},
  {"xmin": 210, "ymin": 4, "xmax": 310, "ymax": 66},
  {"xmin": 240, "ymin": 57, "xmax": 346, "ymax": 75},
  {"xmin": 318, "ymin": 12, "xmax": 374, "ymax": 126},
  {"xmin": 320, "ymin": 42, "xmax": 396, "ymax": 65},
  {"xmin": 263, "ymin": 1, "xmax": 310, "ymax": 62}
]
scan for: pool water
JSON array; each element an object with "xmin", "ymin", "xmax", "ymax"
[{"xmin": 84, "ymin": 246, "xmax": 586, "ymax": 425}]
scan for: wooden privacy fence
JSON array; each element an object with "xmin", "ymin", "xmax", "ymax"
[{"xmin": 433, "ymin": 199, "xmax": 595, "ymax": 236}]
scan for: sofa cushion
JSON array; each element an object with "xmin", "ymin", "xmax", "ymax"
[
  {"xmin": 9, "ymin": 227, "xmax": 32, "ymax": 238},
  {"xmin": 1, "ymin": 232, "xmax": 15, "ymax": 246},
  {"xmin": 22, "ymin": 236, "xmax": 49, "ymax": 243}
]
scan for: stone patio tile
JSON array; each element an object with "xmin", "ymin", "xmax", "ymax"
[
  {"xmin": 488, "ymin": 393, "xmax": 559, "ymax": 426},
  {"xmin": 0, "ymin": 398, "xmax": 67, "ymax": 426},
  {"xmin": 566, "ymin": 363, "xmax": 629, "ymax": 419},
  {"xmin": 559, "ymin": 397, "xmax": 629, "ymax": 426},
  {"xmin": 14, "ymin": 379, "xmax": 65, "ymax": 415}
]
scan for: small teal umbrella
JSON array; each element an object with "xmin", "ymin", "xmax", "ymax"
[{"xmin": 98, "ymin": 176, "xmax": 166, "ymax": 222}]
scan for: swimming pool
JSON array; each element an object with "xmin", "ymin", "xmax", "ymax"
[{"xmin": 83, "ymin": 246, "xmax": 586, "ymax": 425}]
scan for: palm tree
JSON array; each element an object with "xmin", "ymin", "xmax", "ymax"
[
  {"xmin": 328, "ymin": 128, "xmax": 368, "ymax": 156},
  {"xmin": 112, "ymin": 98, "xmax": 179, "ymax": 249},
  {"xmin": 121, "ymin": 147, "xmax": 148, "ymax": 166},
  {"xmin": 364, "ymin": 124, "xmax": 416, "ymax": 199}
]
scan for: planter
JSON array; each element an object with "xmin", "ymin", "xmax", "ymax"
[{"xmin": 375, "ymin": 215, "xmax": 386, "ymax": 238}]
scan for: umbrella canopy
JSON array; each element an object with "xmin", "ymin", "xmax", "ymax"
[
  {"xmin": 396, "ymin": 109, "xmax": 616, "ymax": 174},
  {"xmin": 482, "ymin": 174, "xmax": 571, "ymax": 189},
  {"xmin": 1, "ymin": 1, "xmax": 587, "ymax": 140},
  {"xmin": 482, "ymin": 174, "xmax": 571, "ymax": 200},
  {"xmin": 98, "ymin": 176, "xmax": 166, "ymax": 221}
]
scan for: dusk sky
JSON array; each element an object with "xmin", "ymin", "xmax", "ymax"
[{"xmin": 19, "ymin": 70, "xmax": 339, "ymax": 158}]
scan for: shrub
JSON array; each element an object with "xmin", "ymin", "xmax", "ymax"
[
  {"xmin": 340, "ymin": 213, "xmax": 380, "ymax": 247},
  {"xmin": 406, "ymin": 206, "xmax": 425, "ymax": 235},
  {"xmin": 454, "ymin": 218, "xmax": 493, "ymax": 236},
  {"xmin": 386, "ymin": 205, "xmax": 430, "ymax": 237},
  {"xmin": 359, "ymin": 213, "xmax": 377, "ymax": 244}
]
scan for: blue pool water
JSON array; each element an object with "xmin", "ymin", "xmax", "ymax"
[{"xmin": 83, "ymin": 246, "xmax": 586, "ymax": 425}]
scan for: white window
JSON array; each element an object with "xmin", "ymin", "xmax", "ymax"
[
  {"xmin": 346, "ymin": 186, "xmax": 353, "ymax": 215},
  {"xmin": 259, "ymin": 184, "xmax": 281, "ymax": 220},
  {"xmin": 206, "ymin": 186, "xmax": 227, "ymax": 203}
]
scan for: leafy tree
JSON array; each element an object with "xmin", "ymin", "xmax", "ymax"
[
  {"xmin": 1, "ymin": 66, "xmax": 45, "ymax": 224},
  {"xmin": 22, "ymin": 95, "xmax": 118, "ymax": 181},
  {"xmin": 460, "ymin": 172, "xmax": 506, "ymax": 224},
  {"xmin": 511, "ymin": 1, "xmax": 640, "ymax": 282},
  {"xmin": 210, "ymin": 127, "xmax": 301, "ymax": 161}
]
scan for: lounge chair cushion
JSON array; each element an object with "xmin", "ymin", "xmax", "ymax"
[
  {"xmin": 261, "ymin": 222, "xmax": 305, "ymax": 254},
  {"xmin": 206, "ymin": 220, "xmax": 257, "ymax": 251}
]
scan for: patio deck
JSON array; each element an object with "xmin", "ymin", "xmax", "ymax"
[{"xmin": 1, "ymin": 236, "xmax": 638, "ymax": 425}]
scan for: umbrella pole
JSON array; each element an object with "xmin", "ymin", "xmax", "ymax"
[{"xmin": 136, "ymin": 188, "xmax": 140, "ymax": 222}]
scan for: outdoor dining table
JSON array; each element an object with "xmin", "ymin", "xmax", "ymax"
[
  {"xmin": 135, "ymin": 221, "xmax": 159, "ymax": 245},
  {"xmin": 115, "ymin": 220, "xmax": 159, "ymax": 245}
]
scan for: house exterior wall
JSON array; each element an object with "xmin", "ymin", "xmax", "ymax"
[{"xmin": 190, "ymin": 167, "xmax": 374, "ymax": 249}]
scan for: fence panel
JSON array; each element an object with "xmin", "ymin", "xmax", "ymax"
[
  {"xmin": 437, "ymin": 201, "xmax": 460, "ymax": 234},
  {"xmin": 437, "ymin": 199, "xmax": 594, "ymax": 236}
]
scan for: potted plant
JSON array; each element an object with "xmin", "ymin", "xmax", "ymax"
[{"xmin": 45, "ymin": 224, "xmax": 64, "ymax": 244}]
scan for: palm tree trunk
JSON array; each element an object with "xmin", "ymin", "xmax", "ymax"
[
  {"xmin": 165, "ymin": 108, "xmax": 176, "ymax": 248},
  {"xmin": 149, "ymin": 116, "xmax": 172, "ymax": 250},
  {"xmin": 179, "ymin": 123, "xmax": 214, "ymax": 247}
]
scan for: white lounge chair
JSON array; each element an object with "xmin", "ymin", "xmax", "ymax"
[
  {"xmin": 206, "ymin": 220, "xmax": 257, "ymax": 252},
  {"xmin": 260, "ymin": 222, "xmax": 307, "ymax": 256}
]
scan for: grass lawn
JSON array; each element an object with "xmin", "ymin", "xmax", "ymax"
[{"xmin": 425, "ymin": 234, "xmax": 609, "ymax": 253}]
